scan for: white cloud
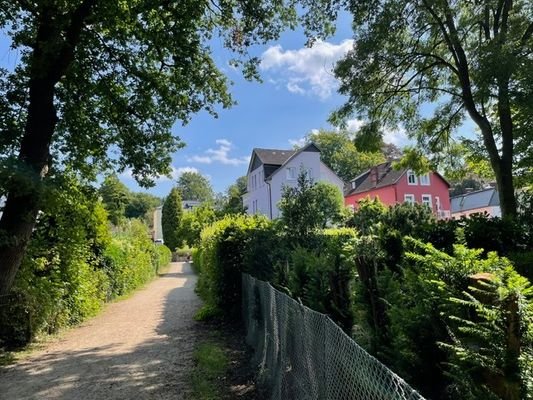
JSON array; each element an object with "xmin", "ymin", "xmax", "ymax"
[
  {"xmin": 345, "ymin": 118, "xmax": 365, "ymax": 132},
  {"xmin": 261, "ymin": 39, "xmax": 354, "ymax": 100},
  {"xmin": 288, "ymin": 137, "xmax": 307, "ymax": 147},
  {"xmin": 188, "ymin": 139, "xmax": 249, "ymax": 166},
  {"xmin": 383, "ymin": 126, "xmax": 410, "ymax": 146}
]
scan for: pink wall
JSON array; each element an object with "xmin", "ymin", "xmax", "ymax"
[
  {"xmin": 344, "ymin": 172, "xmax": 451, "ymax": 214},
  {"xmin": 395, "ymin": 172, "xmax": 450, "ymax": 212},
  {"xmin": 345, "ymin": 185, "xmax": 397, "ymax": 208}
]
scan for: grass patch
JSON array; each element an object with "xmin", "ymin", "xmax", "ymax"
[
  {"xmin": 191, "ymin": 341, "xmax": 228, "ymax": 400},
  {"xmin": 194, "ymin": 304, "xmax": 223, "ymax": 321}
]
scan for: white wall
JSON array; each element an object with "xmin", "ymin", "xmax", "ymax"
[{"xmin": 245, "ymin": 165, "xmax": 271, "ymax": 217}]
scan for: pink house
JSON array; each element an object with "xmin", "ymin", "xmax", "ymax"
[{"xmin": 344, "ymin": 161, "xmax": 451, "ymax": 219}]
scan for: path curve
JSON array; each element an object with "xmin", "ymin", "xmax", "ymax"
[{"xmin": 0, "ymin": 262, "xmax": 201, "ymax": 400}]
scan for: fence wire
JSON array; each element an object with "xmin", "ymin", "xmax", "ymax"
[{"xmin": 242, "ymin": 274, "xmax": 426, "ymax": 400}]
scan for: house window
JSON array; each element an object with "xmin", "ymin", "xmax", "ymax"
[
  {"xmin": 435, "ymin": 196, "xmax": 441, "ymax": 211},
  {"xmin": 307, "ymin": 168, "xmax": 313, "ymax": 179},
  {"xmin": 420, "ymin": 173, "xmax": 430, "ymax": 185},
  {"xmin": 286, "ymin": 167, "xmax": 297, "ymax": 180},
  {"xmin": 407, "ymin": 170, "xmax": 417, "ymax": 185},
  {"xmin": 404, "ymin": 194, "xmax": 415, "ymax": 204},
  {"xmin": 422, "ymin": 194, "xmax": 432, "ymax": 208},
  {"xmin": 351, "ymin": 181, "xmax": 356, "ymax": 190}
]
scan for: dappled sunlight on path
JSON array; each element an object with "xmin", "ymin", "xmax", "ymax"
[{"xmin": 0, "ymin": 262, "xmax": 201, "ymax": 400}]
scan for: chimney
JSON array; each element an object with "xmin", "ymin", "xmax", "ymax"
[{"xmin": 370, "ymin": 167, "xmax": 378, "ymax": 186}]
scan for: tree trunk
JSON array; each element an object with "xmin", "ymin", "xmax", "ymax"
[{"xmin": 0, "ymin": 79, "xmax": 57, "ymax": 295}]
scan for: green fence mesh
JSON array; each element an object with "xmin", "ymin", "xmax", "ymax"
[{"xmin": 242, "ymin": 273, "xmax": 426, "ymax": 400}]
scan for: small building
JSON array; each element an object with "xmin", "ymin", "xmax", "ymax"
[
  {"xmin": 243, "ymin": 142, "xmax": 344, "ymax": 219},
  {"xmin": 181, "ymin": 200, "xmax": 201, "ymax": 211},
  {"xmin": 450, "ymin": 187, "xmax": 501, "ymax": 219},
  {"xmin": 344, "ymin": 161, "xmax": 451, "ymax": 219},
  {"xmin": 152, "ymin": 206, "xmax": 163, "ymax": 242}
]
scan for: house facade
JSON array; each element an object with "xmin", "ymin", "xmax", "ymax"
[
  {"xmin": 243, "ymin": 143, "xmax": 344, "ymax": 219},
  {"xmin": 344, "ymin": 161, "xmax": 451, "ymax": 219},
  {"xmin": 450, "ymin": 188, "xmax": 501, "ymax": 219}
]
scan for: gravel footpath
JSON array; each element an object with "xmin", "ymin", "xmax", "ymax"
[{"xmin": 0, "ymin": 262, "xmax": 201, "ymax": 400}]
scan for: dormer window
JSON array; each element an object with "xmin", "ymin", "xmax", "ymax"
[
  {"xmin": 419, "ymin": 173, "xmax": 430, "ymax": 185},
  {"xmin": 407, "ymin": 170, "xmax": 417, "ymax": 185}
]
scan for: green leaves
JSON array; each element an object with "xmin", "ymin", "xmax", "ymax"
[{"xmin": 161, "ymin": 187, "xmax": 183, "ymax": 251}]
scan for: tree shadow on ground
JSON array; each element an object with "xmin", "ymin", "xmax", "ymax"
[{"xmin": 0, "ymin": 264, "xmax": 201, "ymax": 400}]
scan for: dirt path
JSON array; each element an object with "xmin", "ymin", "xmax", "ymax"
[{"xmin": 0, "ymin": 262, "xmax": 201, "ymax": 400}]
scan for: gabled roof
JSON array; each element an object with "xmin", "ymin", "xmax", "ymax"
[
  {"xmin": 451, "ymin": 188, "xmax": 499, "ymax": 213},
  {"xmin": 345, "ymin": 161, "xmax": 450, "ymax": 196},
  {"xmin": 254, "ymin": 148, "xmax": 297, "ymax": 166},
  {"xmin": 345, "ymin": 161, "xmax": 405, "ymax": 195},
  {"xmin": 247, "ymin": 142, "xmax": 324, "ymax": 179}
]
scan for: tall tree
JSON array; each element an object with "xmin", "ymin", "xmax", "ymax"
[
  {"xmin": 0, "ymin": 0, "xmax": 336, "ymax": 294},
  {"xmin": 279, "ymin": 170, "xmax": 345, "ymax": 240},
  {"xmin": 99, "ymin": 175, "xmax": 130, "ymax": 225},
  {"xmin": 161, "ymin": 188, "xmax": 182, "ymax": 251},
  {"xmin": 306, "ymin": 129, "xmax": 385, "ymax": 181},
  {"xmin": 221, "ymin": 176, "xmax": 247, "ymax": 215},
  {"xmin": 125, "ymin": 192, "xmax": 161, "ymax": 220},
  {"xmin": 333, "ymin": 0, "xmax": 533, "ymax": 218},
  {"xmin": 176, "ymin": 171, "xmax": 213, "ymax": 202}
]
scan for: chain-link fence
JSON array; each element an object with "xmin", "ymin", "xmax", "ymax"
[{"xmin": 242, "ymin": 273, "xmax": 426, "ymax": 400}]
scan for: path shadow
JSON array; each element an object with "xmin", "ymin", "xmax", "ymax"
[{"xmin": 0, "ymin": 263, "xmax": 202, "ymax": 400}]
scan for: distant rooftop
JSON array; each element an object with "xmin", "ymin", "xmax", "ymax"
[
  {"xmin": 253, "ymin": 148, "xmax": 297, "ymax": 166},
  {"xmin": 451, "ymin": 187, "xmax": 499, "ymax": 213},
  {"xmin": 345, "ymin": 161, "xmax": 405, "ymax": 195}
]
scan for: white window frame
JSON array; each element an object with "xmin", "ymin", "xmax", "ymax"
[
  {"xmin": 286, "ymin": 167, "xmax": 297, "ymax": 180},
  {"xmin": 421, "ymin": 194, "xmax": 432, "ymax": 208},
  {"xmin": 407, "ymin": 170, "xmax": 417, "ymax": 185},
  {"xmin": 404, "ymin": 194, "xmax": 415, "ymax": 204},
  {"xmin": 435, "ymin": 196, "xmax": 441, "ymax": 211},
  {"xmin": 419, "ymin": 173, "xmax": 430, "ymax": 186}
]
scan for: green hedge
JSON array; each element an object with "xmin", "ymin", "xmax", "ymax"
[
  {"xmin": 196, "ymin": 214, "xmax": 273, "ymax": 318},
  {"xmin": 0, "ymin": 180, "xmax": 171, "ymax": 349}
]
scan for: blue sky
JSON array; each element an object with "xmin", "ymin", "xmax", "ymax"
[{"xmin": 0, "ymin": 14, "xmax": 474, "ymax": 198}]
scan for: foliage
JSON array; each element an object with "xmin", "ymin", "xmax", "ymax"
[
  {"xmin": 176, "ymin": 171, "xmax": 214, "ymax": 202},
  {"xmin": 278, "ymin": 170, "xmax": 345, "ymax": 242},
  {"xmin": 125, "ymin": 192, "xmax": 161, "ymax": 220},
  {"xmin": 0, "ymin": 0, "xmax": 340, "ymax": 295},
  {"xmin": 333, "ymin": 0, "xmax": 533, "ymax": 217},
  {"xmin": 196, "ymin": 214, "xmax": 272, "ymax": 319},
  {"xmin": 218, "ymin": 176, "xmax": 247, "ymax": 215},
  {"xmin": 305, "ymin": 129, "xmax": 385, "ymax": 181},
  {"xmin": 178, "ymin": 203, "xmax": 217, "ymax": 248},
  {"xmin": 382, "ymin": 240, "xmax": 533, "ymax": 399},
  {"xmin": 99, "ymin": 175, "xmax": 130, "ymax": 226},
  {"xmin": 0, "ymin": 178, "xmax": 168, "ymax": 349},
  {"xmin": 161, "ymin": 187, "xmax": 183, "ymax": 251}
]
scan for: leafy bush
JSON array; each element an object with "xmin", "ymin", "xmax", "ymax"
[
  {"xmin": 0, "ymin": 178, "xmax": 169, "ymax": 349},
  {"xmin": 196, "ymin": 214, "xmax": 273, "ymax": 318}
]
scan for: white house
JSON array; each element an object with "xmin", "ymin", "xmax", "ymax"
[{"xmin": 243, "ymin": 142, "xmax": 344, "ymax": 219}]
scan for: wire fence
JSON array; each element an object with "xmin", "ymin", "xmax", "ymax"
[{"xmin": 242, "ymin": 273, "xmax": 426, "ymax": 400}]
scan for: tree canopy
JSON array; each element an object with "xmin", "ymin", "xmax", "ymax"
[
  {"xmin": 333, "ymin": 0, "xmax": 533, "ymax": 218},
  {"xmin": 0, "ymin": 0, "xmax": 338, "ymax": 294},
  {"xmin": 279, "ymin": 171, "xmax": 345, "ymax": 239},
  {"xmin": 305, "ymin": 129, "xmax": 385, "ymax": 181},
  {"xmin": 176, "ymin": 171, "xmax": 214, "ymax": 202}
]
